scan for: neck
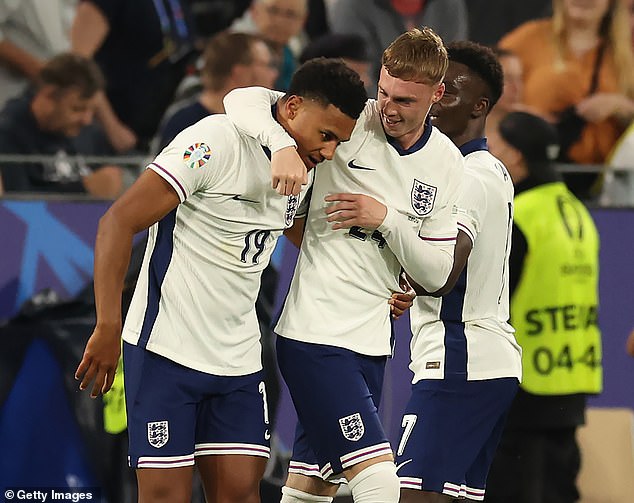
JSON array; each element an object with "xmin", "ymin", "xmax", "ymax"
[
  {"xmin": 199, "ymin": 90, "xmax": 226, "ymax": 114},
  {"xmin": 566, "ymin": 19, "xmax": 602, "ymax": 54},
  {"xmin": 453, "ymin": 121, "xmax": 486, "ymax": 151}
]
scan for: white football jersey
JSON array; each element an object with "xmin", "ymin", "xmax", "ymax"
[
  {"xmin": 122, "ymin": 115, "xmax": 311, "ymax": 376},
  {"xmin": 275, "ymin": 100, "xmax": 464, "ymax": 356},
  {"xmin": 409, "ymin": 141, "xmax": 523, "ymax": 381}
]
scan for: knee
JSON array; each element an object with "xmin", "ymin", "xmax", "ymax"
[
  {"xmin": 348, "ymin": 461, "xmax": 400, "ymax": 503},
  {"xmin": 138, "ymin": 477, "xmax": 191, "ymax": 503}
]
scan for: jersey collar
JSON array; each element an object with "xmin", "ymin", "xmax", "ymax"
[
  {"xmin": 459, "ymin": 137, "xmax": 488, "ymax": 156},
  {"xmin": 385, "ymin": 117, "xmax": 433, "ymax": 156}
]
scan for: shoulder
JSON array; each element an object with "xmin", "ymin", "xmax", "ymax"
[
  {"xmin": 428, "ymin": 127, "xmax": 465, "ymax": 166},
  {"xmin": 499, "ymin": 19, "xmax": 552, "ymax": 49}
]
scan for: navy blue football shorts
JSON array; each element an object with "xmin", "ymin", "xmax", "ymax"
[
  {"xmin": 396, "ymin": 377, "xmax": 518, "ymax": 500},
  {"xmin": 276, "ymin": 336, "xmax": 392, "ymax": 479},
  {"xmin": 123, "ymin": 341, "xmax": 270, "ymax": 469}
]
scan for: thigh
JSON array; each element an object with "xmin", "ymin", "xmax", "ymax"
[
  {"xmin": 197, "ymin": 454, "xmax": 267, "ymax": 503},
  {"xmin": 195, "ymin": 370, "xmax": 271, "ymax": 459},
  {"xmin": 136, "ymin": 466, "xmax": 193, "ymax": 503},
  {"xmin": 396, "ymin": 378, "xmax": 518, "ymax": 499},
  {"xmin": 124, "ymin": 342, "xmax": 199, "ymax": 469},
  {"xmin": 277, "ymin": 337, "xmax": 391, "ymax": 477}
]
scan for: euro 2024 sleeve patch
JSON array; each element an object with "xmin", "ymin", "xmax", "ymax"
[{"xmin": 183, "ymin": 142, "xmax": 212, "ymax": 169}]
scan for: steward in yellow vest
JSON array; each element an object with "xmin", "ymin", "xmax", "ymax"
[{"xmin": 484, "ymin": 112, "xmax": 603, "ymax": 503}]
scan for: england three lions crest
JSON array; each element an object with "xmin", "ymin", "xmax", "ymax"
[
  {"xmin": 339, "ymin": 412, "xmax": 365, "ymax": 441},
  {"xmin": 147, "ymin": 420, "xmax": 169, "ymax": 448},
  {"xmin": 285, "ymin": 194, "xmax": 299, "ymax": 227},
  {"xmin": 411, "ymin": 179, "xmax": 437, "ymax": 216}
]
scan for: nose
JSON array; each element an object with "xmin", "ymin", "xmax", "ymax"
[
  {"xmin": 320, "ymin": 142, "xmax": 337, "ymax": 160},
  {"xmin": 381, "ymin": 98, "xmax": 397, "ymax": 116}
]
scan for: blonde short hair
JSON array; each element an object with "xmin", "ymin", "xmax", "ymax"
[{"xmin": 381, "ymin": 27, "xmax": 448, "ymax": 85}]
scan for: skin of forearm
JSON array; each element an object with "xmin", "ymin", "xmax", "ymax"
[{"xmin": 93, "ymin": 210, "xmax": 134, "ymax": 330}]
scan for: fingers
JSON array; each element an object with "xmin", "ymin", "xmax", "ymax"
[
  {"xmin": 75, "ymin": 358, "xmax": 90, "ymax": 381},
  {"xmin": 325, "ymin": 193, "xmax": 358, "ymax": 203},
  {"xmin": 79, "ymin": 361, "xmax": 98, "ymax": 392},
  {"xmin": 272, "ymin": 177, "xmax": 306, "ymax": 196},
  {"xmin": 103, "ymin": 370, "xmax": 117, "ymax": 395}
]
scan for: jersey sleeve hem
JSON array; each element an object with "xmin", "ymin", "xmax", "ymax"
[{"xmin": 148, "ymin": 162, "xmax": 187, "ymax": 202}]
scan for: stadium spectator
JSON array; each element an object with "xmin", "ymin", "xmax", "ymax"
[
  {"xmin": 0, "ymin": 53, "xmax": 123, "ymax": 198},
  {"xmin": 485, "ymin": 47, "xmax": 524, "ymax": 140},
  {"xmin": 328, "ymin": 0, "xmax": 468, "ymax": 94},
  {"xmin": 499, "ymin": 0, "xmax": 634, "ymax": 200},
  {"xmin": 71, "ymin": 0, "xmax": 195, "ymax": 152},
  {"xmin": 156, "ymin": 31, "xmax": 278, "ymax": 151},
  {"xmin": 299, "ymin": 32, "xmax": 371, "ymax": 88},
  {"xmin": 231, "ymin": 0, "xmax": 308, "ymax": 90},
  {"xmin": 0, "ymin": 0, "xmax": 76, "ymax": 109}
]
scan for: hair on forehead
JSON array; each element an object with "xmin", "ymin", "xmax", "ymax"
[
  {"xmin": 446, "ymin": 41, "xmax": 504, "ymax": 109},
  {"xmin": 284, "ymin": 57, "xmax": 367, "ymax": 119},
  {"xmin": 381, "ymin": 27, "xmax": 448, "ymax": 84}
]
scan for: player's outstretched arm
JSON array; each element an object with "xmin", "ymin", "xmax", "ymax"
[
  {"xmin": 224, "ymin": 86, "xmax": 306, "ymax": 196},
  {"xmin": 407, "ymin": 230, "xmax": 473, "ymax": 297},
  {"xmin": 75, "ymin": 170, "xmax": 180, "ymax": 397},
  {"xmin": 324, "ymin": 192, "xmax": 455, "ymax": 291}
]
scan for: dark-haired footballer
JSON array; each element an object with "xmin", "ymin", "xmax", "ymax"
[
  {"xmin": 75, "ymin": 58, "xmax": 367, "ymax": 503},
  {"xmin": 397, "ymin": 41, "xmax": 522, "ymax": 503}
]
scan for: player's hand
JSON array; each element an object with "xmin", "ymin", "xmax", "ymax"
[
  {"xmin": 271, "ymin": 146, "xmax": 308, "ymax": 196},
  {"xmin": 390, "ymin": 274, "xmax": 416, "ymax": 319},
  {"xmin": 75, "ymin": 324, "xmax": 121, "ymax": 398},
  {"xmin": 324, "ymin": 193, "xmax": 388, "ymax": 230}
]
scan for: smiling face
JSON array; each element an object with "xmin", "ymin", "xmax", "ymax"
[
  {"xmin": 282, "ymin": 96, "xmax": 356, "ymax": 170},
  {"xmin": 429, "ymin": 61, "xmax": 488, "ymax": 143},
  {"xmin": 377, "ymin": 66, "xmax": 444, "ymax": 150}
]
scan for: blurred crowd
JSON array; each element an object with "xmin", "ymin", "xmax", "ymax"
[{"xmin": 0, "ymin": 0, "xmax": 633, "ymax": 203}]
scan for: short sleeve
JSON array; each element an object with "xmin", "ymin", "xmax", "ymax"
[
  {"xmin": 456, "ymin": 170, "xmax": 487, "ymax": 245},
  {"xmin": 147, "ymin": 116, "xmax": 235, "ymax": 202}
]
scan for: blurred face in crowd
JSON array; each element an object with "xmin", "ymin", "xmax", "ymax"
[
  {"xmin": 429, "ymin": 61, "xmax": 488, "ymax": 142},
  {"xmin": 39, "ymin": 86, "xmax": 97, "ymax": 137},
  {"xmin": 561, "ymin": 0, "xmax": 611, "ymax": 26},
  {"xmin": 497, "ymin": 52, "xmax": 523, "ymax": 113},
  {"xmin": 343, "ymin": 58, "xmax": 372, "ymax": 89},
  {"xmin": 252, "ymin": 0, "xmax": 307, "ymax": 47},
  {"xmin": 246, "ymin": 40, "xmax": 279, "ymax": 88},
  {"xmin": 377, "ymin": 66, "xmax": 444, "ymax": 150}
]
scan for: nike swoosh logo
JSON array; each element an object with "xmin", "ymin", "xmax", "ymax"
[
  {"xmin": 264, "ymin": 429, "xmax": 271, "ymax": 440},
  {"xmin": 232, "ymin": 194, "xmax": 260, "ymax": 203},
  {"xmin": 348, "ymin": 159, "xmax": 376, "ymax": 171},
  {"xmin": 395, "ymin": 459, "xmax": 413, "ymax": 472}
]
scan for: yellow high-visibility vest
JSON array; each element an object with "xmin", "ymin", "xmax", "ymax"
[{"xmin": 511, "ymin": 182, "xmax": 602, "ymax": 394}]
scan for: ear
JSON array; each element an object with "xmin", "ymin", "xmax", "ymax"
[
  {"xmin": 472, "ymin": 97, "xmax": 490, "ymax": 119},
  {"xmin": 431, "ymin": 82, "xmax": 445, "ymax": 103},
  {"xmin": 284, "ymin": 95, "xmax": 303, "ymax": 119}
]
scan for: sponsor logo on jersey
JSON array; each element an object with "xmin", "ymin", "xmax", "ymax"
[
  {"xmin": 232, "ymin": 194, "xmax": 259, "ymax": 203},
  {"xmin": 285, "ymin": 194, "xmax": 299, "ymax": 226},
  {"xmin": 411, "ymin": 179, "xmax": 437, "ymax": 216},
  {"xmin": 425, "ymin": 361, "xmax": 441, "ymax": 369},
  {"xmin": 339, "ymin": 412, "xmax": 365, "ymax": 441},
  {"xmin": 183, "ymin": 142, "xmax": 211, "ymax": 169},
  {"xmin": 147, "ymin": 420, "xmax": 169, "ymax": 448},
  {"xmin": 347, "ymin": 159, "xmax": 376, "ymax": 171}
]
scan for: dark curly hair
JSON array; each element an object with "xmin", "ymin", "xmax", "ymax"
[
  {"xmin": 285, "ymin": 57, "xmax": 367, "ymax": 119},
  {"xmin": 447, "ymin": 41, "xmax": 504, "ymax": 112}
]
